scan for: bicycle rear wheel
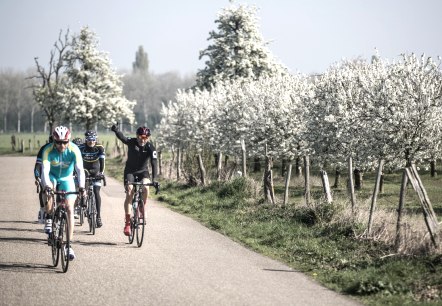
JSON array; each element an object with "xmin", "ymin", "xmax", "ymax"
[
  {"xmin": 79, "ymin": 205, "xmax": 84, "ymax": 226},
  {"xmin": 128, "ymin": 215, "xmax": 135, "ymax": 244},
  {"xmin": 51, "ymin": 215, "xmax": 59, "ymax": 267},
  {"xmin": 59, "ymin": 213, "xmax": 70, "ymax": 273},
  {"xmin": 136, "ymin": 200, "xmax": 145, "ymax": 247}
]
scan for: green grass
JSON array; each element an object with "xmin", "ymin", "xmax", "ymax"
[
  {"xmin": 0, "ymin": 132, "xmax": 121, "ymax": 156},
  {"xmin": 153, "ymin": 177, "xmax": 442, "ymax": 305}
]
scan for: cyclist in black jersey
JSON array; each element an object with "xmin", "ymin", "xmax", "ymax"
[
  {"xmin": 78, "ymin": 130, "xmax": 105, "ymax": 228},
  {"xmin": 111, "ymin": 124, "xmax": 157, "ymax": 236}
]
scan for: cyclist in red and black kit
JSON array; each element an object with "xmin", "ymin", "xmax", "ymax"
[
  {"xmin": 78, "ymin": 130, "xmax": 106, "ymax": 228},
  {"xmin": 110, "ymin": 124, "xmax": 157, "ymax": 236}
]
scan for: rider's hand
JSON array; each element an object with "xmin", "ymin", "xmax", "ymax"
[
  {"xmin": 34, "ymin": 179, "xmax": 40, "ymax": 186},
  {"xmin": 111, "ymin": 124, "xmax": 118, "ymax": 132}
]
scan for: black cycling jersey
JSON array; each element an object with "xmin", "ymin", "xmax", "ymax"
[
  {"xmin": 78, "ymin": 143, "xmax": 105, "ymax": 176},
  {"xmin": 114, "ymin": 130, "xmax": 157, "ymax": 181}
]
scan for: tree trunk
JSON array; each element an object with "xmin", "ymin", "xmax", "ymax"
[
  {"xmin": 320, "ymin": 169, "xmax": 332, "ymax": 204},
  {"xmin": 176, "ymin": 148, "xmax": 181, "ymax": 181},
  {"xmin": 241, "ymin": 138, "xmax": 247, "ymax": 177},
  {"xmin": 31, "ymin": 106, "xmax": 35, "ymax": 133},
  {"xmin": 430, "ymin": 160, "xmax": 437, "ymax": 177},
  {"xmin": 224, "ymin": 155, "xmax": 229, "ymax": 168},
  {"xmin": 281, "ymin": 159, "xmax": 286, "ymax": 177},
  {"xmin": 367, "ymin": 159, "xmax": 384, "ymax": 236},
  {"xmin": 253, "ymin": 156, "xmax": 261, "ymax": 173},
  {"xmin": 168, "ymin": 147, "xmax": 175, "ymax": 179},
  {"xmin": 197, "ymin": 154, "xmax": 206, "ymax": 186},
  {"xmin": 217, "ymin": 151, "xmax": 223, "ymax": 181},
  {"xmin": 354, "ymin": 168, "xmax": 363, "ymax": 190},
  {"xmin": 348, "ymin": 157, "xmax": 356, "ymax": 213},
  {"xmin": 295, "ymin": 156, "xmax": 302, "ymax": 177},
  {"xmin": 263, "ymin": 146, "xmax": 275, "ymax": 205},
  {"xmin": 17, "ymin": 111, "xmax": 21, "ymax": 133},
  {"xmin": 283, "ymin": 162, "xmax": 292, "ymax": 206},
  {"xmin": 333, "ymin": 167, "xmax": 341, "ymax": 188},
  {"xmin": 304, "ymin": 155, "xmax": 311, "ymax": 207},
  {"xmin": 158, "ymin": 151, "xmax": 162, "ymax": 176},
  {"xmin": 379, "ymin": 172, "xmax": 384, "ymax": 193},
  {"xmin": 395, "ymin": 169, "xmax": 408, "ymax": 252}
]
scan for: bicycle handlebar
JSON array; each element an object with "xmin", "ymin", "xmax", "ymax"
[
  {"xmin": 46, "ymin": 189, "xmax": 81, "ymax": 196},
  {"xmin": 128, "ymin": 181, "xmax": 160, "ymax": 195},
  {"xmin": 85, "ymin": 174, "xmax": 107, "ymax": 186}
]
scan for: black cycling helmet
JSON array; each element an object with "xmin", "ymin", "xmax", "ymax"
[
  {"xmin": 136, "ymin": 126, "xmax": 151, "ymax": 137},
  {"xmin": 85, "ymin": 130, "xmax": 97, "ymax": 142},
  {"xmin": 72, "ymin": 137, "xmax": 83, "ymax": 146}
]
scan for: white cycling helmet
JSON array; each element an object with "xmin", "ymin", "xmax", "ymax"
[{"xmin": 52, "ymin": 126, "xmax": 71, "ymax": 141}]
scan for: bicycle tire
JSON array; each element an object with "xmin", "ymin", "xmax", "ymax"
[
  {"xmin": 51, "ymin": 214, "xmax": 59, "ymax": 267},
  {"xmin": 90, "ymin": 193, "xmax": 97, "ymax": 235},
  {"xmin": 60, "ymin": 213, "xmax": 70, "ymax": 273},
  {"xmin": 79, "ymin": 205, "xmax": 84, "ymax": 226},
  {"xmin": 87, "ymin": 192, "xmax": 93, "ymax": 233},
  {"xmin": 128, "ymin": 216, "xmax": 135, "ymax": 244},
  {"xmin": 136, "ymin": 199, "xmax": 145, "ymax": 247}
]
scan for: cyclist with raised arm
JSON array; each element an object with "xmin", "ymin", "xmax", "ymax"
[
  {"xmin": 110, "ymin": 124, "xmax": 157, "ymax": 236},
  {"xmin": 34, "ymin": 135, "xmax": 53, "ymax": 224},
  {"xmin": 41, "ymin": 126, "xmax": 86, "ymax": 260},
  {"xmin": 78, "ymin": 130, "xmax": 105, "ymax": 228}
]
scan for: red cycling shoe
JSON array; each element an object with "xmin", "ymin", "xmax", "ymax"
[{"xmin": 124, "ymin": 222, "xmax": 131, "ymax": 236}]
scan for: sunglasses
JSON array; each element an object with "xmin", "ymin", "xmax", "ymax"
[
  {"xmin": 55, "ymin": 140, "xmax": 69, "ymax": 145},
  {"xmin": 138, "ymin": 135, "xmax": 148, "ymax": 139}
]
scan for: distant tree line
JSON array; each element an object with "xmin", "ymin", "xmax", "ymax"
[{"xmin": 0, "ymin": 31, "xmax": 194, "ymax": 134}]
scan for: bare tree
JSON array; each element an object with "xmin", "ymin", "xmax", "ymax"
[{"xmin": 30, "ymin": 29, "xmax": 71, "ymax": 133}]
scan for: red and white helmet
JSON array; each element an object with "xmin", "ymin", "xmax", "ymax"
[{"xmin": 52, "ymin": 126, "xmax": 71, "ymax": 141}]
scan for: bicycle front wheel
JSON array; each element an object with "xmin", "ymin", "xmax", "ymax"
[
  {"xmin": 59, "ymin": 213, "xmax": 70, "ymax": 273},
  {"xmin": 90, "ymin": 196, "xmax": 96, "ymax": 235},
  {"xmin": 51, "ymin": 214, "xmax": 59, "ymax": 267},
  {"xmin": 136, "ymin": 200, "xmax": 145, "ymax": 247},
  {"xmin": 87, "ymin": 194, "xmax": 97, "ymax": 235}
]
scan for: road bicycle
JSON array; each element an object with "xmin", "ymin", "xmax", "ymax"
[
  {"xmin": 84, "ymin": 174, "xmax": 106, "ymax": 235},
  {"xmin": 46, "ymin": 189, "xmax": 81, "ymax": 273},
  {"xmin": 127, "ymin": 180, "xmax": 160, "ymax": 247}
]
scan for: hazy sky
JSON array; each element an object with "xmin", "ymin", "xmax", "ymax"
[{"xmin": 1, "ymin": 0, "xmax": 441, "ymax": 76}]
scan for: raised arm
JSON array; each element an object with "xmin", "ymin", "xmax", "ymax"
[{"xmin": 111, "ymin": 124, "xmax": 129, "ymax": 145}]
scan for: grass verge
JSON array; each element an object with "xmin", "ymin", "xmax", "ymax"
[{"xmin": 154, "ymin": 176, "xmax": 442, "ymax": 306}]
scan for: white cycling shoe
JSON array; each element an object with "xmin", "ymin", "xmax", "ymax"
[{"xmin": 64, "ymin": 246, "xmax": 76, "ymax": 261}]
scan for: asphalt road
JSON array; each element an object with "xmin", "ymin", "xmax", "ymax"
[{"xmin": 0, "ymin": 156, "xmax": 361, "ymax": 306}]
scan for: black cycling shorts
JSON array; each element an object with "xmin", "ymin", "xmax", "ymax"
[{"xmin": 124, "ymin": 170, "xmax": 150, "ymax": 186}]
